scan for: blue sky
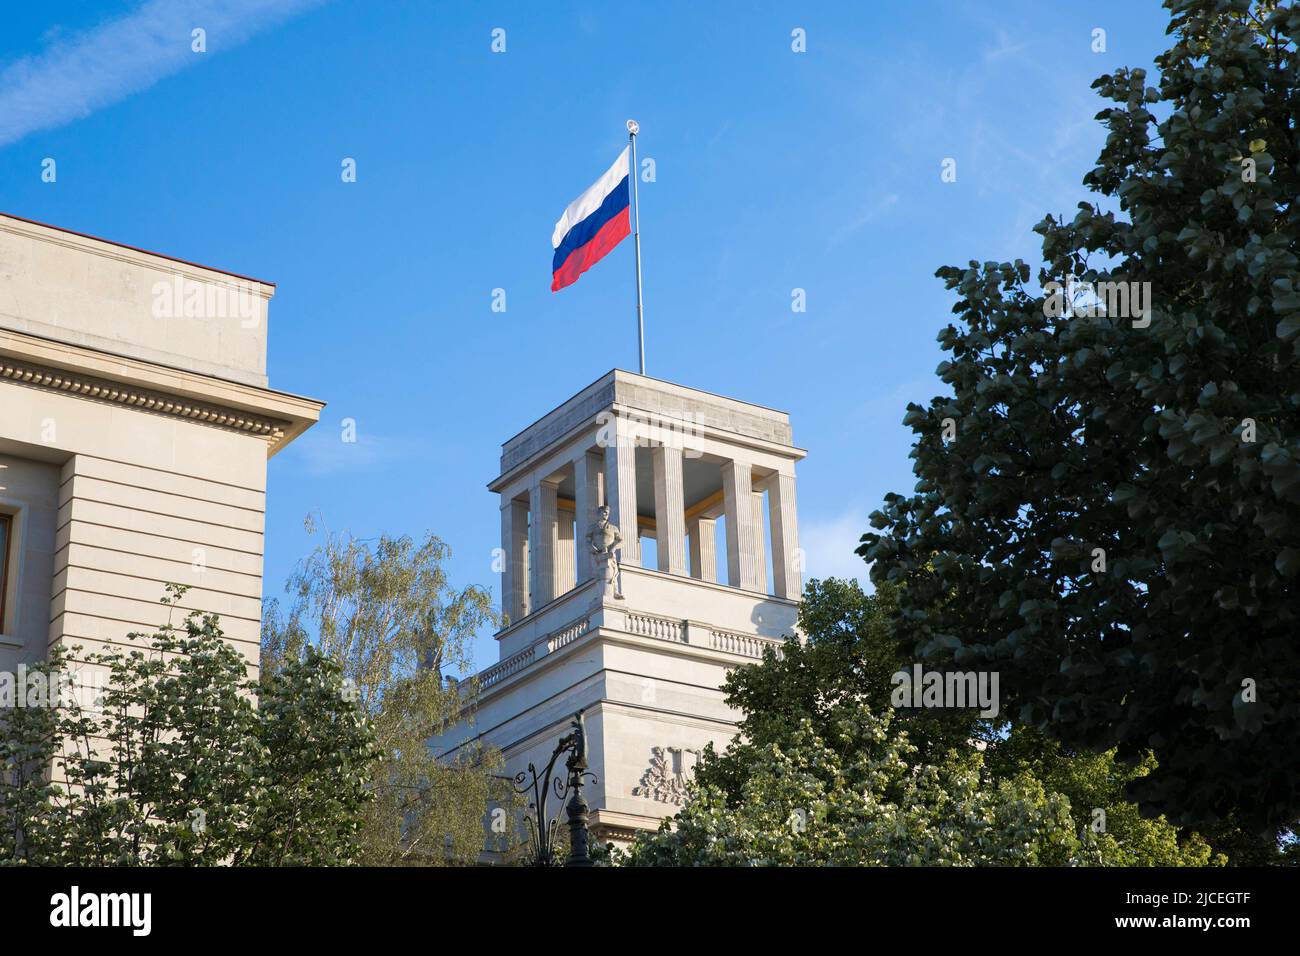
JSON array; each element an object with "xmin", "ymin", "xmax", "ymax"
[{"xmin": 0, "ymin": 0, "xmax": 1172, "ymax": 673}]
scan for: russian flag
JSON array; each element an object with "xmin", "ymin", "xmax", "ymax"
[{"xmin": 551, "ymin": 147, "xmax": 631, "ymax": 292}]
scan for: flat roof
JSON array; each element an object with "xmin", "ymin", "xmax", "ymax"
[
  {"xmin": 0, "ymin": 212, "xmax": 276, "ymax": 287},
  {"xmin": 500, "ymin": 367, "xmax": 791, "ymax": 449}
]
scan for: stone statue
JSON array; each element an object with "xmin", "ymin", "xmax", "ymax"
[{"xmin": 586, "ymin": 504, "xmax": 624, "ymax": 600}]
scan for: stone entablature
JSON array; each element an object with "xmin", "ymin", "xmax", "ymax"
[
  {"xmin": 495, "ymin": 370, "xmax": 801, "ymax": 480},
  {"xmin": 0, "ymin": 338, "xmax": 311, "ymax": 453},
  {"xmin": 0, "ymin": 213, "xmax": 273, "ymax": 387}
]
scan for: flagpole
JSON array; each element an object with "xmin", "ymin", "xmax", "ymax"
[{"xmin": 627, "ymin": 119, "xmax": 646, "ymax": 375}]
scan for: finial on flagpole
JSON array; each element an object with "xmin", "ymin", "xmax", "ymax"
[{"xmin": 627, "ymin": 120, "xmax": 645, "ymax": 375}]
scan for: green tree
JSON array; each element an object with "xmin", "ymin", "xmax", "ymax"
[
  {"xmin": 859, "ymin": 0, "xmax": 1300, "ymax": 833},
  {"xmin": 262, "ymin": 517, "xmax": 505, "ymax": 865},
  {"xmin": 0, "ymin": 648, "xmax": 68, "ymax": 864},
  {"xmin": 625, "ymin": 707, "xmax": 1082, "ymax": 867},
  {"xmin": 983, "ymin": 729, "xmax": 1220, "ymax": 866},
  {"xmin": 1, "ymin": 586, "xmax": 377, "ymax": 866},
  {"xmin": 241, "ymin": 647, "xmax": 379, "ymax": 865},
  {"xmin": 696, "ymin": 579, "xmax": 973, "ymax": 803},
  {"xmin": 624, "ymin": 579, "xmax": 1218, "ymax": 866}
]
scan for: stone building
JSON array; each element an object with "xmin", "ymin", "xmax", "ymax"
[
  {"xmin": 434, "ymin": 370, "xmax": 805, "ymax": 845},
  {"xmin": 0, "ymin": 213, "xmax": 321, "ymax": 681}
]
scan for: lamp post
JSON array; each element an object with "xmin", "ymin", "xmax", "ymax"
[{"xmin": 513, "ymin": 709, "xmax": 597, "ymax": 867}]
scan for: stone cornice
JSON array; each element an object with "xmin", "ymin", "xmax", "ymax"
[
  {"xmin": 588, "ymin": 818, "xmax": 646, "ymax": 843},
  {"xmin": 0, "ymin": 212, "xmax": 276, "ymax": 290},
  {"xmin": 488, "ymin": 404, "xmax": 806, "ymax": 495},
  {"xmin": 488, "ymin": 370, "xmax": 805, "ymax": 492},
  {"xmin": 0, "ymin": 328, "xmax": 323, "ymax": 456}
]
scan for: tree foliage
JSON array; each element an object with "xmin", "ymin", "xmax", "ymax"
[
  {"xmin": 625, "ymin": 708, "xmax": 1083, "ymax": 867},
  {"xmin": 859, "ymin": 0, "xmax": 1300, "ymax": 830},
  {"xmin": 623, "ymin": 579, "xmax": 1219, "ymax": 866},
  {"xmin": 0, "ymin": 586, "xmax": 377, "ymax": 865},
  {"xmin": 262, "ymin": 517, "xmax": 505, "ymax": 865}
]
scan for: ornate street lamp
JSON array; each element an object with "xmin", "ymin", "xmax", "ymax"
[{"xmin": 513, "ymin": 709, "xmax": 598, "ymax": 867}]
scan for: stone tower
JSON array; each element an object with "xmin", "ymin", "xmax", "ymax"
[{"xmin": 435, "ymin": 370, "xmax": 804, "ymax": 845}]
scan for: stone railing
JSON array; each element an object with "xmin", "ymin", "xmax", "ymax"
[
  {"xmin": 479, "ymin": 643, "xmax": 537, "ymax": 689},
  {"xmin": 480, "ymin": 617, "xmax": 589, "ymax": 690},
  {"xmin": 709, "ymin": 628, "xmax": 785, "ymax": 660},
  {"xmin": 627, "ymin": 612, "xmax": 685, "ymax": 643},
  {"xmin": 547, "ymin": 617, "xmax": 589, "ymax": 652},
  {"xmin": 478, "ymin": 614, "xmax": 786, "ymax": 692}
]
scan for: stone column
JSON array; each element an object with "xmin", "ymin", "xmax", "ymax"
[
  {"xmin": 768, "ymin": 472, "xmax": 802, "ymax": 599},
  {"xmin": 556, "ymin": 512, "xmax": 576, "ymax": 595},
  {"xmin": 574, "ymin": 449, "xmax": 604, "ymax": 582},
  {"xmin": 721, "ymin": 460, "xmax": 761, "ymax": 590},
  {"xmin": 751, "ymin": 492, "xmax": 768, "ymax": 594},
  {"xmin": 651, "ymin": 445, "xmax": 687, "ymax": 575},
  {"xmin": 687, "ymin": 516, "xmax": 717, "ymax": 583},
  {"xmin": 501, "ymin": 496, "xmax": 529, "ymax": 621},
  {"xmin": 603, "ymin": 418, "xmax": 640, "ymax": 567},
  {"xmin": 529, "ymin": 477, "xmax": 559, "ymax": 607}
]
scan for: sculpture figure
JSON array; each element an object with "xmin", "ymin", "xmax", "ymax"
[{"xmin": 586, "ymin": 503, "xmax": 624, "ymax": 600}]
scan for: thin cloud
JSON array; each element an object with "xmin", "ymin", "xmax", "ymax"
[
  {"xmin": 826, "ymin": 191, "xmax": 899, "ymax": 251},
  {"xmin": 287, "ymin": 426, "xmax": 438, "ymax": 478},
  {"xmin": 982, "ymin": 29, "xmax": 1029, "ymax": 63},
  {"xmin": 801, "ymin": 506, "xmax": 873, "ymax": 590},
  {"xmin": 0, "ymin": 0, "xmax": 325, "ymax": 148}
]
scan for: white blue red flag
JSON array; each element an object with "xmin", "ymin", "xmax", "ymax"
[{"xmin": 551, "ymin": 147, "xmax": 631, "ymax": 291}]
